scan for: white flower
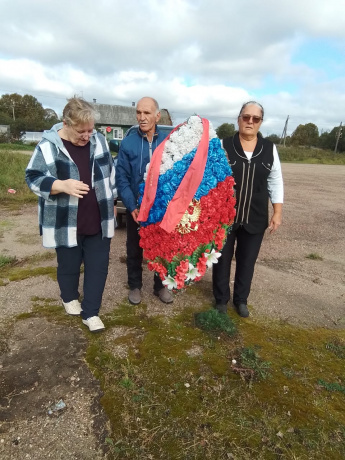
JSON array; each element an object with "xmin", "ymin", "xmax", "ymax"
[
  {"xmin": 205, "ymin": 249, "xmax": 222, "ymax": 268},
  {"xmin": 162, "ymin": 275, "xmax": 177, "ymax": 290},
  {"xmin": 158, "ymin": 115, "xmax": 218, "ymax": 176},
  {"xmin": 185, "ymin": 263, "xmax": 200, "ymax": 282},
  {"xmin": 184, "ymin": 383, "xmax": 190, "ymax": 388},
  {"xmin": 232, "ymin": 359, "xmax": 237, "ymax": 365}
]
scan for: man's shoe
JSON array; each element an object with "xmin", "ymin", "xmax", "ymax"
[
  {"xmin": 234, "ymin": 302, "xmax": 249, "ymax": 318},
  {"xmin": 215, "ymin": 304, "xmax": 228, "ymax": 314},
  {"xmin": 62, "ymin": 299, "xmax": 82, "ymax": 316},
  {"xmin": 82, "ymin": 316, "xmax": 105, "ymax": 332},
  {"xmin": 154, "ymin": 287, "xmax": 173, "ymax": 304},
  {"xmin": 128, "ymin": 288, "xmax": 141, "ymax": 305}
]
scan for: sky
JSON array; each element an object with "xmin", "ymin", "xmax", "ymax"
[{"xmin": 1, "ymin": 0, "xmax": 344, "ymax": 136}]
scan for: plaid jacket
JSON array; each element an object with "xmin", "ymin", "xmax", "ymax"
[{"xmin": 25, "ymin": 123, "xmax": 116, "ymax": 248}]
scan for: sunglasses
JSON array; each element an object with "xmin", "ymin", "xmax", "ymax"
[{"xmin": 240, "ymin": 115, "xmax": 262, "ymax": 124}]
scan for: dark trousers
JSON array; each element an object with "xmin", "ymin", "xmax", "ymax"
[
  {"xmin": 56, "ymin": 233, "xmax": 111, "ymax": 320},
  {"xmin": 212, "ymin": 226, "xmax": 264, "ymax": 305},
  {"xmin": 126, "ymin": 210, "xmax": 163, "ymax": 291}
]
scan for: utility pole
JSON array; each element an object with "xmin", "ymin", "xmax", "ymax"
[
  {"xmin": 280, "ymin": 115, "xmax": 289, "ymax": 147},
  {"xmin": 334, "ymin": 122, "xmax": 342, "ymax": 154},
  {"xmin": 10, "ymin": 100, "xmax": 15, "ymax": 121}
]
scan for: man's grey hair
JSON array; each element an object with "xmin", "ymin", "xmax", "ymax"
[
  {"xmin": 137, "ymin": 97, "xmax": 160, "ymax": 114},
  {"xmin": 238, "ymin": 101, "xmax": 264, "ymax": 120}
]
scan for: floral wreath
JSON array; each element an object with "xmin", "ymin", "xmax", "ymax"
[{"xmin": 137, "ymin": 115, "xmax": 236, "ymax": 290}]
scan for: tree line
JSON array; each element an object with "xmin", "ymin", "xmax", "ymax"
[
  {"xmin": 1, "ymin": 93, "xmax": 343, "ymax": 152},
  {"xmin": 0, "ymin": 93, "xmax": 59, "ymax": 142},
  {"xmin": 216, "ymin": 122, "xmax": 344, "ymax": 153}
]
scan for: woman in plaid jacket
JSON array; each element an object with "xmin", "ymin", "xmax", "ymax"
[{"xmin": 26, "ymin": 97, "xmax": 116, "ymax": 332}]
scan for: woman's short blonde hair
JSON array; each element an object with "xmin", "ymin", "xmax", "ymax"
[{"xmin": 63, "ymin": 97, "xmax": 95, "ymax": 126}]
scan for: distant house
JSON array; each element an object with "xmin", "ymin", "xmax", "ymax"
[
  {"xmin": 23, "ymin": 131, "xmax": 43, "ymax": 143},
  {"xmin": 89, "ymin": 101, "xmax": 172, "ymax": 142},
  {"xmin": 0, "ymin": 124, "xmax": 10, "ymax": 140}
]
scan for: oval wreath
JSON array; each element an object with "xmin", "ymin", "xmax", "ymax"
[{"xmin": 137, "ymin": 115, "xmax": 236, "ymax": 290}]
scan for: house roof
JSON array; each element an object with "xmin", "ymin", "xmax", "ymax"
[{"xmin": 90, "ymin": 103, "xmax": 172, "ymax": 126}]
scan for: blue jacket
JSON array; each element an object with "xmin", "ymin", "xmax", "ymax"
[
  {"xmin": 115, "ymin": 126, "xmax": 168, "ymax": 212},
  {"xmin": 25, "ymin": 123, "xmax": 116, "ymax": 248}
]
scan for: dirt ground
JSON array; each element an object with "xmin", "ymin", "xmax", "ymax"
[{"xmin": 0, "ymin": 163, "xmax": 344, "ymax": 459}]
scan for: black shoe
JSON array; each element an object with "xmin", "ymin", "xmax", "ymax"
[
  {"xmin": 234, "ymin": 302, "xmax": 249, "ymax": 318},
  {"xmin": 215, "ymin": 304, "xmax": 228, "ymax": 314}
]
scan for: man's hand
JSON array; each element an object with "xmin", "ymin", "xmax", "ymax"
[
  {"xmin": 51, "ymin": 179, "xmax": 89, "ymax": 198},
  {"xmin": 131, "ymin": 208, "xmax": 139, "ymax": 223}
]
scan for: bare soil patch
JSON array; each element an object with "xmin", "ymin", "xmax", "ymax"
[{"xmin": 0, "ymin": 163, "xmax": 344, "ymax": 458}]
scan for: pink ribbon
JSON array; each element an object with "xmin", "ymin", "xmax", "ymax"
[{"xmin": 138, "ymin": 117, "xmax": 210, "ymax": 234}]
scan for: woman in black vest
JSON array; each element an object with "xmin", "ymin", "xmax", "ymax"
[{"xmin": 213, "ymin": 101, "xmax": 284, "ymax": 317}]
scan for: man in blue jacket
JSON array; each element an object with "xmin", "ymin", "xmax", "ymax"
[{"xmin": 116, "ymin": 97, "xmax": 173, "ymax": 305}]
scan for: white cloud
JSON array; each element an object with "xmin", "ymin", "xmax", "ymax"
[{"xmin": 0, "ymin": 0, "xmax": 344, "ymax": 135}]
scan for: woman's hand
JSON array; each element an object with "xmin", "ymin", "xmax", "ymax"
[
  {"xmin": 51, "ymin": 179, "xmax": 89, "ymax": 198},
  {"xmin": 268, "ymin": 203, "xmax": 282, "ymax": 233}
]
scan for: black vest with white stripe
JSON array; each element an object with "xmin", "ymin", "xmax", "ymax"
[{"xmin": 223, "ymin": 133, "xmax": 274, "ymax": 234}]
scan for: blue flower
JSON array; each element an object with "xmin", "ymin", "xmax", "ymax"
[{"xmin": 139, "ymin": 137, "xmax": 233, "ymax": 226}]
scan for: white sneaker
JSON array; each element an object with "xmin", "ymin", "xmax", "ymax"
[
  {"xmin": 82, "ymin": 316, "xmax": 105, "ymax": 332},
  {"xmin": 62, "ymin": 299, "xmax": 82, "ymax": 316}
]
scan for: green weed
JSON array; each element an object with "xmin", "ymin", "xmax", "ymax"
[
  {"xmin": 306, "ymin": 252, "xmax": 323, "ymax": 260},
  {"xmin": 238, "ymin": 346, "xmax": 271, "ymax": 380},
  {"xmin": 194, "ymin": 308, "xmax": 237, "ymax": 337},
  {"xmin": 0, "ymin": 254, "xmax": 17, "ymax": 268},
  {"xmin": 326, "ymin": 339, "xmax": 345, "ymax": 359},
  {"xmin": 318, "ymin": 379, "xmax": 345, "ymax": 394}
]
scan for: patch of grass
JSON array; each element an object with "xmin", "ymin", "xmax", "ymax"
[
  {"xmin": 326, "ymin": 339, "xmax": 345, "ymax": 359},
  {"xmin": 6, "ymin": 266, "xmax": 57, "ymax": 282},
  {"xmin": 318, "ymin": 379, "xmax": 345, "ymax": 394},
  {"xmin": 195, "ymin": 308, "xmax": 237, "ymax": 337},
  {"xmin": 306, "ymin": 252, "xmax": 323, "ymax": 260},
  {"xmin": 0, "ymin": 251, "xmax": 56, "ymax": 282},
  {"xmin": 82, "ymin": 301, "xmax": 345, "ymax": 459},
  {"xmin": 278, "ymin": 146, "xmax": 345, "ymax": 164},
  {"xmin": 0, "ymin": 254, "xmax": 17, "ymax": 268},
  {"xmin": 16, "ymin": 297, "xmax": 73, "ymax": 325},
  {"xmin": 0, "ymin": 151, "xmax": 36, "ymax": 207},
  {"xmin": 0, "ymin": 220, "xmax": 15, "ymax": 238},
  {"xmin": 238, "ymin": 346, "xmax": 271, "ymax": 381},
  {"xmin": 0, "ymin": 143, "xmax": 34, "ymax": 151}
]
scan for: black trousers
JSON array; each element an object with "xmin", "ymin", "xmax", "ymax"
[
  {"xmin": 126, "ymin": 210, "xmax": 163, "ymax": 291},
  {"xmin": 212, "ymin": 226, "xmax": 264, "ymax": 305},
  {"xmin": 56, "ymin": 233, "xmax": 111, "ymax": 320}
]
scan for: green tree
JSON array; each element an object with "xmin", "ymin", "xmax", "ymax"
[
  {"xmin": 216, "ymin": 123, "xmax": 236, "ymax": 139},
  {"xmin": 0, "ymin": 93, "xmax": 59, "ymax": 141},
  {"xmin": 0, "ymin": 93, "xmax": 46, "ymax": 121},
  {"xmin": 266, "ymin": 134, "xmax": 281, "ymax": 144},
  {"xmin": 318, "ymin": 130, "xmax": 333, "ymax": 150},
  {"xmin": 291, "ymin": 123, "xmax": 319, "ymax": 147}
]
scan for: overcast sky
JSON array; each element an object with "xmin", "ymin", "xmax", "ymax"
[{"xmin": 1, "ymin": 0, "xmax": 344, "ymax": 136}]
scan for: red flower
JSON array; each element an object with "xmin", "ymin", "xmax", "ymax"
[{"xmin": 139, "ymin": 175, "xmax": 236, "ymax": 289}]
